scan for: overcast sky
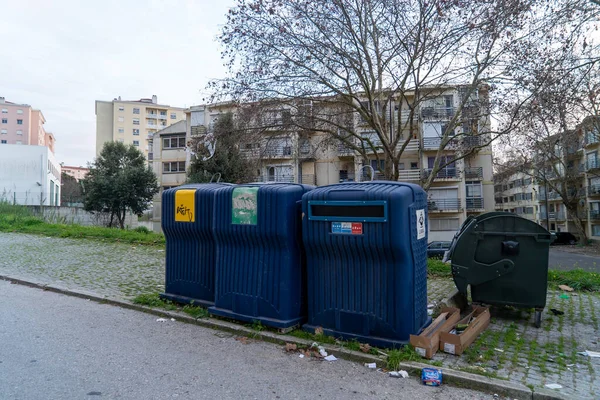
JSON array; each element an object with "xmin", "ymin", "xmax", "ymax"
[{"xmin": 0, "ymin": 0, "xmax": 235, "ymax": 167}]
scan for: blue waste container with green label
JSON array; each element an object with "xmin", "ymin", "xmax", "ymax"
[
  {"xmin": 161, "ymin": 183, "xmax": 231, "ymax": 306},
  {"xmin": 209, "ymin": 183, "xmax": 314, "ymax": 329},
  {"xmin": 301, "ymin": 181, "xmax": 430, "ymax": 347}
]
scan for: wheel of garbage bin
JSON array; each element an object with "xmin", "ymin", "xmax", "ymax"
[{"xmin": 534, "ymin": 310, "xmax": 542, "ymax": 328}]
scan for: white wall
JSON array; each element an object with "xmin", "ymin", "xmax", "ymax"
[{"xmin": 0, "ymin": 144, "xmax": 61, "ymax": 206}]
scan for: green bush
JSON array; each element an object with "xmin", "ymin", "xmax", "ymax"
[{"xmin": 133, "ymin": 226, "xmax": 151, "ymax": 234}]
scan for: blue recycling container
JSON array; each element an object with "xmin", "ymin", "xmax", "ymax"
[
  {"xmin": 208, "ymin": 183, "xmax": 314, "ymax": 329},
  {"xmin": 161, "ymin": 183, "xmax": 232, "ymax": 307},
  {"xmin": 301, "ymin": 181, "xmax": 430, "ymax": 347}
]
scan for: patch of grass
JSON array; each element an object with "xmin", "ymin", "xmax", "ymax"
[
  {"xmin": 182, "ymin": 304, "xmax": 209, "ymax": 319},
  {"xmin": 0, "ymin": 203, "xmax": 165, "ymax": 246},
  {"xmin": 427, "ymin": 258, "xmax": 451, "ymax": 277},
  {"xmin": 345, "ymin": 339, "xmax": 361, "ymax": 352},
  {"xmin": 133, "ymin": 293, "xmax": 166, "ymax": 307},
  {"xmin": 386, "ymin": 346, "xmax": 420, "ymax": 370},
  {"xmin": 250, "ymin": 320, "xmax": 265, "ymax": 337},
  {"xmin": 548, "ymin": 269, "xmax": 600, "ymax": 292}
]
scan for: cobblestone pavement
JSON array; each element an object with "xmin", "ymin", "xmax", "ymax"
[
  {"xmin": 1, "ymin": 232, "xmax": 599, "ymax": 398},
  {"xmin": 0, "ymin": 233, "xmax": 166, "ymax": 300}
]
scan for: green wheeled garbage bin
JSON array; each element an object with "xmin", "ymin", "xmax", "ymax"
[{"xmin": 444, "ymin": 212, "xmax": 553, "ymax": 328}]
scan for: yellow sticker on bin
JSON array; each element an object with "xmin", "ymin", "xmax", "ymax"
[{"xmin": 175, "ymin": 189, "xmax": 195, "ymax": 222}]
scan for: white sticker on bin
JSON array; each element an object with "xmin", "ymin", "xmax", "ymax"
[
  {"xmin": 415, "ymin": 347, "xmax": 426, "ymax": 357},
  {"xmin": 416, "ymin": 209, "xmax": 426, "ymax": 240}
]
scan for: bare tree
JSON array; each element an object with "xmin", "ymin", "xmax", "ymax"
[{"xmin": 211, "ymin": 0, "xmax": 597, "ymax": 189}]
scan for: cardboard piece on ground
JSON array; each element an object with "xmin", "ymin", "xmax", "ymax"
[
  {"xmin": 439, "ymin": 305, "xmax": 490, "ymax": 356},
  {"xmin": 410, "ymin": 307, "xmax": 461, "ymax": 359}
]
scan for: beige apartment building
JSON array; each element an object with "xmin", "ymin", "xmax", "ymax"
[
  {"xmin": 95, "ymin": 95, "xmax": 185, "ymax": 159},
  {"xmin": 495, "ymin": 116, "xmax": 600, "ymax": 241},
  {"xmin": 150, "ymin": 88, "xmax": 495, "ymax": 240}
]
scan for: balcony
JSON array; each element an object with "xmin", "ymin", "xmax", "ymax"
[
  {"xmin": 428, "ymin": 198, "xmax": 461, "ymax": 212},
  {"xmin": 157, "ymin": 114, "xmax": 167, "ymax": 120},
  {"xmin": 466, "ymin": 197, "xmax": 485, "ymax": 211},
  {"xmin": 253, "ymin": 174, "xmax": 295, "ymax": 183},
  {"xmin": 422, "ymin": 168, "xmax": 460, "ymax": 181},
  {"xmin": 422, "ymin": 137, "xmax": 459, "ymax": 151},
  {"xmin": 147, "ymin": 123, "xmax": 159, "ymax": 129},
  {"xmin": 587, "ymin": 158, "xmax": 600, "ymax": 171},
  {"xmin": 402, "ymin": 139, "xmax": 419, "ymax": 152},
  {"xmin": 591, "ymin": 210, "xmax": 600, "ymax": 220},
  {"xmin": 264, "ymin": 145, "xmax": 293, "ymax": 159},
  {"xmin": 588, "ymin": 185, "xmax": 600, "ymax": 197},
  {"xmin": 298, "ymin": 142, "xmax": 314, "ymax": 159},
  {"xmin": 463, "ymin": 136, "xmax": 483, "ymax": 149},
  {"xmin": 338, "ymin": 143, "xmax": 355, "ymax": 157},
  {"xmin": 464, "ymin": 167, "xmax": 483, "ymax": 180},
  {"xmin": 421, "ymin": 106, "xmax": 455, "ymax": 120},
  {"xmin": 146, "ymin": 113, "xmax": 158, "ymax": 119},
  {"xmin": 240, "ymin": 148, "xmax": 261, "ymax": 158}
]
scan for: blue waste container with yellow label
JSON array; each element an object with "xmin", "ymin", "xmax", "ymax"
[
  {"xmin": 301, "ymin": 181, "xmax": 430, "ymax": 347},
  {"xmin": 161, "ymin": 183, "xmax": 231, "ymax": 306},
  {"xmin": 208, "ymin": 183, "xmax": 314, "ymax": 329}
]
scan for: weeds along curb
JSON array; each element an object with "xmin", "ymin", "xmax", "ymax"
[{"xmin": 1, "ymin": 274, "xmax": 565, "ymax": 400}]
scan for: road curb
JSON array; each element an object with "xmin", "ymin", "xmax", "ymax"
[{"xmin": 0, "ymin": 274, "xmax": 564, "ymax": 400}]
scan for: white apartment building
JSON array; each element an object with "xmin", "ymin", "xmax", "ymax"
[
  {"xmin": 494, "ymin": 171, "xmax": 540, "ymax": 224},
  {"xmin": 95, "ymin": 95, "xmax": 185, "ymax": 159},
  {"xmin": 0, "ymin": 144, "xmax": 61, "ymax": 206}
]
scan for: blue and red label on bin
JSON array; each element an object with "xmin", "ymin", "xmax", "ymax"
[{"xmin": 331, "ymin": 222, "xmax": 363, "ymax": 235}]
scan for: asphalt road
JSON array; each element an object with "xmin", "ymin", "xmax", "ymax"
[
  {"xmin": 549, "ymin": 248, "xmax": 600, "ymax": 272},
  {"xmin": 0, "ymin": 281, "xmax": 501, "ymax": 400}
]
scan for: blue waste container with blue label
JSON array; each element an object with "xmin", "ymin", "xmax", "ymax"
[
  {"xmin": 161, "ymin": 183, "xmax": 231, "ymax": 307},
  {"xmin": 301, "ymin": 181, "xmax": 430, "ymax": 347},
  {"xmin": 208, "ymin": 183, "xmax": 314, "ymax": 329}
]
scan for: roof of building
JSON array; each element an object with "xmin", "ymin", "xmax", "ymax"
[
  {"xmin": 154, "ymin": 120, "xmax": 186, "ymax": 136},
  {"xmin": 62, "ymin": 165, "xmax": 90, "ymax": 171}
]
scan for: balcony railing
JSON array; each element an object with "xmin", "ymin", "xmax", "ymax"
[
  {"xmin": 422, "ymin": 137, "xmax": 459, "ymax": 150},
  {"xmin": 588, "ymin": 185, "xmax": 600, "ymax": 196},
  {"xmin": 339, "ymin": 172, "xmax": 356, "ymax": 182},
  {"xmin": 421, "ymin": 106, "xmax": 455, "ymax": 120},
  {"xmin": 422, "ymin": 168, "xmax": 459, "ymax": 180},
  {"xmin": 587, "ymin": 158, "xmax": 600, "ymax": 170},
  {"xmin": 157, "ymin": 114, "xmax": 167, "ymax": 120},
  {"xmin": 147, "ymin": 113, "xmax": 158, "ymax": 119},
  {"xmin": 466, "ymin": 197, "xmax": 484, "ymax": 210},
  {"xmin": 464, "ymin": 167, "xmax": 483, "ymax": 180},
  {"xmin": 253, "ymin": 174, "xmax": 295, "ymax": 183},
  {"xmin": 428, "ymin": 198, "xmax": 461, "ymax": 211},
  {"xmin": 591, "ymin": 210, "xmax": 600, "ymax": 220},
  {"xmin": 463, "ymin": 136, "xmax": 483, "ymax": 148},
  {"xmin": 338, "ymin": 144, "xmax": 355, "ymax": 156},
  {"xmin": 301, "ymin": 174, "xmax": 316, "ymax": 185},
  {"xmin": 240, "ymin": 148, "xmax": 261, "ymax": 158},
  {"xmin": 264, "ymin": 145, "xmax": 293, "ymax": 158}
]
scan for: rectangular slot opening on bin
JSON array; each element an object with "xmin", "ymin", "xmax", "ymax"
[{"xmin": 308, "ymin": 201, "xmax": 387, "ymax": 222}]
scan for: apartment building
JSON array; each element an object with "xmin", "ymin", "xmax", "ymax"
[
  {"xmin": 95, "ymin": 95, "xmax": 185, "ymax": 159},
  {"xmin": 61, "ymin": 165, "xmax": 89, "ymax": 181},
  {"xmin": 494, "ymin": 116, "xmax": 600, "ymax": 240},
  {"xmin": 148, "ymin": 87, "xmax": 493, "ymax": 239},
  {"xmin": 0, "ymin": 97, "xmax": 56, "ymax": 152},
  {"xmin": 494, "ymin": 171, "xmax": 540, "ymax": 224}
]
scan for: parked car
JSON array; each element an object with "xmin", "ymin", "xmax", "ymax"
[
  {"xmin": 550, "ymin": 231, "xmax": 578, "ymax": 245},
  {"xmin": 427, "ymin": 241, "xmax": 452, "ymax": 258}
]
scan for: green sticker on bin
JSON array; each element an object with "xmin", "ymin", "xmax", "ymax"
[{"xmin": 232, "ymin": 187, "xmax": 258, "ymax": 225}]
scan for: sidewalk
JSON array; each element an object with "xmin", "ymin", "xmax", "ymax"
[{"xmin": 1, "ymin": 232, "xmax": 598, "ymax": 398}]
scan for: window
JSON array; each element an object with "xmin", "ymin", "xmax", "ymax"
[
  {"xmin": 17, "ymin": 119, "xmax": 22, "ymax": 125},
  {"xmin": 525, "ymin": 207, "xmax": 534, "ymax": 214},
  {"xmin": 133, "ymin": 129, "xmax": 140, "ymax": 135},
  {"xmin": 163, "ymin": 161, "xmax": 186, "ymax": 173},
  {"xmin": 133, "ymin": 140, "xmax": 139, "ymax": 146},
  {"xmin": 410, "ymin": 162, "xmax": 418, "ymax": 170},
  {"xmin": 170, "ymin": 113, "xmax": 177, "ymax": 119},
  {"xmin": 398, "ymin": 163, "xmax": 405, "ymax": 170},
  {"xmin": 133, "ymin": 108, "xmax": 140, "ymax": 114},
  {"xmin": 1, "ymin": 119, "xmax": 6, "ymax": 124},
  {"xmin": 133, "ymin": 118, "xmax": 140, "ymax": 125},
  {"xmin": 118, "ymin": 128, "xmax": 124, "ymax": 133},
  {"xmin": 17, "ymin": 109, "xmax": 23, "ymax": 114},
  {"xmin": 118, "ymin": 116, "xmax": 124, "ymax": 122},
  {"xmin": 0, "ymin": 129, "xmax": 6, "ymax": 134},
  {"xmin": 162, "ymin": 136, "xmax": 186, "ymax": 149},
  {"xmin": 16, "ymin": 141, "xmax": 22, "ymax": 145},
  {"xmin": 429, "ymin": 218, "xmax": 460, "ymax": 231},
  {"xmin": 118, "ymin": 138, "xmax": 124, "ymax": 143},
  {"xmin": 1, "ymin": 108, "xmax": 7, "ymax": 113},
  {"xmin": 16, "ymin": 130, "xmax": 22, "ymax": 135},
  {"xmin": 118, "ymin": 106, "xmax": 124, "ymax": 111},
  {"xmin": 1, "ymin": 140, "xmax": 6, "ymax": 144},
  {"xmin": 593, "ymin": 225, "xmax": 600, "ymax": 236},
  {"xmin": 160, "ymin": 111, "xmax": 167, "ymax": 116}
]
